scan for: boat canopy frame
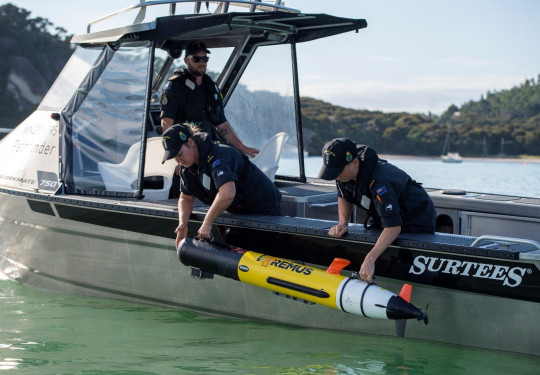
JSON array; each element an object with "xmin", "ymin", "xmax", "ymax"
[{"xmin": 60, "ymin": 3, "xmax": 367, "ymax": 196}]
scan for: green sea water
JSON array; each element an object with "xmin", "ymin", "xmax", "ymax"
[{"xmin": 1, "ymin": 278, "xmax": 538, "ymax": 375}]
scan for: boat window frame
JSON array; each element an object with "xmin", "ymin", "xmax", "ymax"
[
  {"xmin": 61, "ymin": 42, "xmax": 155, "ymax": 197},
  {"xmin": 38, "ymin": 46, "xmax": 104, "ymax": 111},
  {"xmin": 220, "ymin": 40, "xmax": 307, "ymax": 182}
]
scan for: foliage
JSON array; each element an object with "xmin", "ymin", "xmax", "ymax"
[
  {"xmin": 301, "ymin": 77, "xmax": 540, "ymax": 157},
  {"xmin": 0, "ymin": 3, "xmax": 73, "ymax": 128}
]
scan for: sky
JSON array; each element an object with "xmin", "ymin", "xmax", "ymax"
[{"xmin": 6, "ymin": 0, "xmax": 540, "ymax": 114}]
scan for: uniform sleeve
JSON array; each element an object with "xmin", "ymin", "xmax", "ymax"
[
  {"xmin": 336, "ymin": 181, "xmax": 344, "ymax": 198},
  {"xmin": 180, "ymin": 170, "xmax": 195, "ymax": 196},
  {"xmin": 160, "ymin": 80, "xmax": 185, "ymax": 121},
  {"xmin": 372, "ymin": 183, "xmax": 403, "ymax": 228},
  {"xmin": 336, "ymin": 181, "xmax": 356, "ymax": 203}
]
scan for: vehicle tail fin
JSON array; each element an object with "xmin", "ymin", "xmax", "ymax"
[
  {"xmin": 398, "ymin": 283, "xmax": 412, "ymax": 303},
  {"xmin": 326, "ymin": 258, "xmax": 351, "ymax": 274}
]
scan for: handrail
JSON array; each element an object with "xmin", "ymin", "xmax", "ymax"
[
  {"xmin": 86, "ymin": 0, "xmax": 300, "ymax": 33},
  {"xmin": 471, "ymin": 235, "xmax": 540, "ymax": 250}
]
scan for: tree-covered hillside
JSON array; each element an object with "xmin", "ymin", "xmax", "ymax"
[
  {"xmin": 301, "ymin": 77, "xmax": 540, "ymax": 157},
  {"xmin": 0, "ymin": 3, "xmax": 73, "ymax": 128}
]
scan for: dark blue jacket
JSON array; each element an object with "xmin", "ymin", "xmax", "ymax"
[
  {"xmin": 160, "ymin": 68, "xmax": 226, "ymax": 140},
  {"xmin": 337, "ymin": 145, "xmax": 436, "ymax": 233},
  {"xmin": 180, "ymin": 133, "xmax": 281, "ymax": 216}
]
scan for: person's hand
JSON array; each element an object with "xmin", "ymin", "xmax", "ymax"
[
  {"xmin": 197, "ymin": 223, "xmax": 213, "ymax": 241},
  {"xmin": 328, "ymin": 223, "xmax": 348, "ymax": 237},
  {"xmin": 175, "ymin": 222, "xmax": 188, "ymax": 249},
  {"xmin": 243, "ymin": 146, "xmax": 259, "ymax": 158},
  {"xmin": 359, "ymin": 258, "xmax": 375, "ymax": 282}
]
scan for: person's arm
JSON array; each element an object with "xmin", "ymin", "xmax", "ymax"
[
  {"xmin": 175, "ymin": 192, "xmax": 195, "ymax": 249},
  {"xmin": 359, "ymin": 225, "xmax": 401, "ymax": 282},
  {"xmin": 216, "ymin": 121, "xmax": 259, "ymax": 158},
  {"xmin": 328, "ymin": 197, "xmax": 353, "ymax": 237},
  {"xmin": 197, "ymin": 181, "xmax": 236, "ymax": 240},
  {"xmin": 161, "ymin": 117, "xmax": 174, "ymax": 132}
]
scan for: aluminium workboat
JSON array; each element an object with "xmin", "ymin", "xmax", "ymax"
[{"xmin": 1, "ymin": 0, "xmax": 539, "ymax": 356}]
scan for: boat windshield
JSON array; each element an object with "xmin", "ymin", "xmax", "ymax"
[
  {"xmin": 65, "ymin": 42, "xmax": 151, "ymax": 194},
  {"xmin": 226, "ymin": 44, "xmax": 300, "ymax": 178},
  {"xmin": 39, "ymin": 46, "xmax": 103, "ymax": 111},
  {"xmin": 63, "ymin": 38, "xmax": 303, "ymax": 197}
]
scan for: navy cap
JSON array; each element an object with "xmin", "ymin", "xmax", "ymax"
[
  {"xmin": 317, "ymin": 138, "xmax": 358, "ymax": 180},
  {"xmin": 185, "ymin": 41, "xmax": 211, "ymax": 57},
  {"xmin": 161, "ymin": 124, "xmax": 192, "ymax": 163}
]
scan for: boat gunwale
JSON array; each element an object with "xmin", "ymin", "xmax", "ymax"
[{"xmin": 0, "ymin": 186, "xmax": 532, "ymax": 261}]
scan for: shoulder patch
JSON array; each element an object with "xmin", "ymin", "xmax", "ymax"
[
  {"xmin": 161, "ymin": 95, "xmax": 168, "ymax": 106},
  {"xmin": 376, "ymin": 185, "xmax": 387, "ymax": 196},
  {"xmin": 211, "ymin": 159, "xmax": 221, "ymax": 169}
]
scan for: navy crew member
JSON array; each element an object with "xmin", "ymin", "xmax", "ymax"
[
  {"xmin": 160, "ymin": 40, "xmax": 258, "ymax": 158},
  {"xmin": 318, "ymin": 138, "xmax": 436, "ymax": 282},
  {"xmin": 162, "ymin": 124, "xmax": 281, "ymax": 249}
]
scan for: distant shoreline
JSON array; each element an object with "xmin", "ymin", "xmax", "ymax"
[{"xmin": 379, "ymin": 154, "xmax": 540, "ymax": 163}]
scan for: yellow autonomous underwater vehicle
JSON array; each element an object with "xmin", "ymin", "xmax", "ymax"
[{"xmin": 178, "ymin": 237, "xmax": 428, "ymax": 334}]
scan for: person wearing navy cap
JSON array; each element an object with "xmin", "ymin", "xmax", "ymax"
[
  {"xmin": 160, "ymin": 41, "xmax": 259, "ymax": 200},
  {"xmin": 318, "ymin": 138, "xmax": 436, "ymax": 282},
  {"xmin": 160, "ymin": 40, "xmax": 258, "ymax": 157},
  {"xmin": 162, "ymin": 124, "xmax": 281, "ymax": 249}
]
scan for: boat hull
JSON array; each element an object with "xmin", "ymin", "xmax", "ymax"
[{"xmin": 1, "ymin": 192, "xmax": 539, "ymax": 355}]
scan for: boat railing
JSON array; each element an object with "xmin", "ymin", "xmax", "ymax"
[{"xmin": 86, "ymin": 0, "xmax": 300, "ymax": 33}]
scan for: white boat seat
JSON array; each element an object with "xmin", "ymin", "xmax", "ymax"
[
  {"xmin": 251, "ymin": 132, "xmax": 289, "ymax": 182},
  {"xmin": 98, "ymin": 137, "xmax": 177, "ymax": 200}
]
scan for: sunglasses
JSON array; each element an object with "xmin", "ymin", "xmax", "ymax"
[{"xmin": 188, "ymin": 55, "xmax": 209, "ymax": 63}]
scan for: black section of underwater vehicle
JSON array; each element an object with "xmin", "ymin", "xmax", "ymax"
[
  {"xmin": 385, "ymin": 295, "xmax": 428, "ymax": 323},
  {"xmin": 178, "ymin": 237, "xmax": 242, "ymax": 280}
]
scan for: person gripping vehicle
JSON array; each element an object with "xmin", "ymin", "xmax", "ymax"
[
  {"xmin": 318, "ymin": 137, "xmax": 436, "ymax": 282},
  {"xmin": 161, "ymin": 123, "xmax": 281, "ymax": 249}
]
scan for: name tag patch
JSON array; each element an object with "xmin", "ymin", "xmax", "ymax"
[
  {"xmin": 185, "ymin": 79, "xmax": 196, "ymax": 90},
  {"xmin": 360, "ymin": 195, "xmax": 371, "ymax": 210},
  {"xmin": 202, "ymin": 173, "xmax": 211, "ymax": 190}
]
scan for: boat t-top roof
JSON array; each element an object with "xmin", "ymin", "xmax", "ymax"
[{"xmin": 71, "ymin": 0, "xmax": 367, "ymax": 46}]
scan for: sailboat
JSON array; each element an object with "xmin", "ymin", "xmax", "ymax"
[{"xmin": 441, "ymin": 130, "xmax": 463, "ymax": 163}]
